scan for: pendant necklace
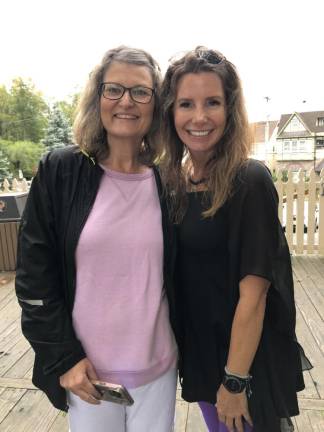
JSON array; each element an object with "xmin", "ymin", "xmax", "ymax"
[{"xmin": 188, "ymin": 177, "xmax": 206, "ymax": 186}]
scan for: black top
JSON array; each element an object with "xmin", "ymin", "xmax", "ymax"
[
  {"xmin": 177, "ymin": 192, "xmax": 231, "ymax": 401},
  {"xmin": 175, "ymin": 160, "xmax": 312, "ymax": 432}
]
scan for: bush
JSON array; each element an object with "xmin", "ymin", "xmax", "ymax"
[{"xmin": 3, "ymin": 140, "xmax": 45, "ymax": 179}]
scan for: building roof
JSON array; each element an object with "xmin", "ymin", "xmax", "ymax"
[
  {"xmin": 250, "ymin": 120, "xmax": 278, "ymax": 143},
  {"xmin": 277, "ymin": 111, "xmax": 324, "ymax": 137}
]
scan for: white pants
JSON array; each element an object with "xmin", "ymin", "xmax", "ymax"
[{"xmin": 68, "ymin": 368, "xmax": 177, "ymax": 432}]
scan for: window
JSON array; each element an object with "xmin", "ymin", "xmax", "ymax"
[
  {"xmin": 316, "ymin": 117, "xmax": 324, "ymax": 127},
  {"xmin": 316, "ymin": 139, "xmax": 324, "ymax": 148},
  {"xmin": 283, "ymin": 141, "xmax": 290, "ymax": 152},
  {"xmin": 292, "ymin": 141, "xmax": 298, "ymax": 152},
  {"xmin": 299, "ymin": 140, "xmax": 306, "ymax": 152}
]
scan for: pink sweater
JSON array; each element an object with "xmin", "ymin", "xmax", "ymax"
[{"xmin": 72, "ymin": 166, "xmax": 177, "ymax": 388}]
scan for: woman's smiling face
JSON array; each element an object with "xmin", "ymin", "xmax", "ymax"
[
  {"xmin": 100, "ymin": 61, "xmax": 154, "ymax": 143},
  {"xmin": 173, "ymin": 72, "xmax": 226, "ymax": 160}
]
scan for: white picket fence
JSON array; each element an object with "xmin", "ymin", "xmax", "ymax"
[
  {"xmin": 1, "ymin": 170, "xmax": 324, "ymax": 255},
  {"xmin": 275, "ymin": 168, "xmax": 324, "ymax": 255}
]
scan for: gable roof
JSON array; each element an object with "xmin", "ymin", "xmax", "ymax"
[
  {"xmin": 250, "ymin": 120, "xmax": 278, "ymax": 143},
  {"xmin": 277, "ymin": 111, "xmax": 324, "ymax": 138}
]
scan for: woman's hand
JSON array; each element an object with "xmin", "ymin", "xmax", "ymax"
[
  {"xmin": 59, "ymin": 358, "xmax": 102, "ymax": 404},
  {"xmin": 216, "ymin": 384, "xmax": 253, "ymax": 432}
]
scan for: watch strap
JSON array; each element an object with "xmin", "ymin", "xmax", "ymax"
[{"xmin": 223, "ymin": 368, "xmax": 252, "ymax": 397}]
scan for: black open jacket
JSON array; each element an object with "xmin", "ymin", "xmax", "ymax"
[{"xmin": 15, "ymin": 146, "xmax": 176, "ymax": 411}]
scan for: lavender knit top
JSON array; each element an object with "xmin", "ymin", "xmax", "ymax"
[{"xmin": 72, "ymin": 166, "xmax": 177, "ymax": 388}]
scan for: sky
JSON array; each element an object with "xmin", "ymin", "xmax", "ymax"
[{"xmin": 1, "ymin": 0, "xmax": 323, "ymax": 122}]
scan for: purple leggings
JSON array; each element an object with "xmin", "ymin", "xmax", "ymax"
[{"xmin": 198, "ymin": 401, "xmax": 254, "ymax": 432}]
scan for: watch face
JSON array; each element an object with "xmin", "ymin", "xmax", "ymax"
[{"xmin": 224, "ymin": 377, "xmax": 242, "ymax": 393}]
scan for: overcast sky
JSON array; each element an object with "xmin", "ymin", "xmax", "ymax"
[{"xmin": 1, "ymin": 0, "xmax": 323, "ymax": 122}]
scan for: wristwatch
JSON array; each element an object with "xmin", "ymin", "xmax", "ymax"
[{"xmin": 222, "ymin": 367, "xmax": 252, "ymax": 397}]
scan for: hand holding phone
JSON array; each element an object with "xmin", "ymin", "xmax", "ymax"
[{"xmin": 91, "ymin": 380, "xmax": 134, "ymax": 406}]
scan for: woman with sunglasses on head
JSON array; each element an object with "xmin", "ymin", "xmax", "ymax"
[
  {"xmin": 160, "ymin": 47, "xmax": 311, "ymax": 432},
  {"xmin": 15, "ymin": 46, "xmax": 178, "ymax": 432}
]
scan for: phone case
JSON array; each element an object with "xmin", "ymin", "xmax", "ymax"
[{"xmin": 91, "ymin": 380, "xmax": 134, "ymax": 406}]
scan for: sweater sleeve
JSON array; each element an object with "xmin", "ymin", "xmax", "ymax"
[
  {"xmin": 238, "ymin": 161, "xmax": 280, "ymax": 283},
  {"xmin": 15, "ymin": 152, "xmax": 86, "ymax": 377}
]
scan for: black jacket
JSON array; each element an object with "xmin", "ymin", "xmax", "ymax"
[{"xmin": 15, "ymin": 146, "xmax": 176, "ymax": 411}]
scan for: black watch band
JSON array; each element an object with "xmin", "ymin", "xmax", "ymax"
[{"xmin": 222, "ymin": 370, "xmax": 252, "ymax": 397}]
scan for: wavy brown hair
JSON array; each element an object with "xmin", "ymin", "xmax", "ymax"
[
  {"xmin": 160, "ymin": 46, "xmax": 252, "ymax": 222},
  {"xmin": 73, "ymin": 46, "xmax": 162, "ymax": 164}
]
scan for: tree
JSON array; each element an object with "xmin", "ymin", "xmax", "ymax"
[
  {"xmin": 57, "ymin": 92, "xmax": 80, "ymax": 126},
  {"xmin": 0, "ymin": 86, "xmax": 12, "ymax": 138},
  {"xmin": 42, "ymin": 103, "xmax": 73, "ymax": 151},
  {"xmin": 4, "ymin": 141, "xmax": 45, "ymax": 179},
  {"xmin": 0, "ymin": 78, "xmax": 48, "ymax": 143},
  {"xmin": 0, "ymin": 149, "xmax": 11, "ymax": 182}
]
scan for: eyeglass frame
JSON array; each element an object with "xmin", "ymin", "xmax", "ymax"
[{"xmin": 99, "ymin": 82, "xmax": 155, "ymax": 104}]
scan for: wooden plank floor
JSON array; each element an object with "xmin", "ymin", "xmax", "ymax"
[{"xmin": 0, "ymin": 256, "xmax": 324, "ymax": 431}]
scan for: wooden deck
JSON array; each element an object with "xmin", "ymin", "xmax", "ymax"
[{"xmin": 0, "ymin": 256, "xmax": 324, "ymax": 431}]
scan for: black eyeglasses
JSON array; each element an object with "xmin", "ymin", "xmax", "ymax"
[{"xmin": 100, "ymin": 82, "xmax": 154, "ymax": 104}]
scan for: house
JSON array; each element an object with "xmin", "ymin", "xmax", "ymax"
[
  {"xmin": 250, "ymin": 120, "xmax": 278, "ymax": 168},
  {"xmin": 275, "ymin": 111, "xmax": 324, "ymax": 171}
]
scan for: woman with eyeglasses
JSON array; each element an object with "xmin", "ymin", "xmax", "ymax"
[
  {"xmin": 15, "ymin": 46, "xmax": 178, "ymax": 432},
  {"xmin": 160, "ymin": 47, "xmax": 311, "ymax": 432}
]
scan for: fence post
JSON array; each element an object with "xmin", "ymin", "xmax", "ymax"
[
  {"xmin": 296, "ymin": 170, "xmax": 305, "ymax": 254},
  {"xmin": 285, "ymin": 171, "xmax": 295, "ymax": 252},
  {"xmin": 276, "ymin": 170, "xmax": 284, "ymax": 226},
  {"xmin": 319, "ymin": 169, "xmax": 324, "ymax": 255},
  {"xmin": 307, "ymin": 169, "xmax": 317, "ymax": 254}
]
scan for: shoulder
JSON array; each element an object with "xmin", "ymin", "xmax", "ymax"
[
  {"xmin": 236, "ymin": 159, "xmax": 274, "ymax": 191},
  {"xmin": 239, "ymin": 159, "xmax": 273, "ymax": 184},
  {"xmin": 41, "ymin": 145, "xmax": 83, "ymax": 169}
]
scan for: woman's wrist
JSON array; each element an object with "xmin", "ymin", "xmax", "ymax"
[
  {"xmin": 222, "ymin": 366, "xmax": 252, "ymax": 397},
  {"xmin": 224, "ymin": 365, "xmax": 250, "ymax": 379}
]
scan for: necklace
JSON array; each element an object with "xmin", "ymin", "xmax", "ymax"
[{"xmin": 188, "ymin": 177, "xmax": 206, "ymax": 186}]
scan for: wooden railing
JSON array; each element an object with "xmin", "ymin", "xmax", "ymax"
[
  {"xmin": 0, "ymin": 178, "xmax": 29, "ymax": 271},
  {"xmin": 1, "ymin": 170, "xmax": 324, "ymax": 256},
  {"xmin": 0, "ymin": 178, "xmax": 29, "ymax": 194},
  {"xmin": 274, "ymin": 168, "xmax": 324, "ymax": 254}
]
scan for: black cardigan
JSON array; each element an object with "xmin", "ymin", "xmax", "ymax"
[
  {"xmin": 15, "ymin": 146, "xmax": 176, "ymax": 411},
  {"xmin": 176, "ymin": 160, "xmax": 312, "ymax": 432}
]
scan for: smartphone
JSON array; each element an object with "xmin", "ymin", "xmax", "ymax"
[{"xmin": 91, "ymin": 380, "xmax": 134, "ymax": 406}]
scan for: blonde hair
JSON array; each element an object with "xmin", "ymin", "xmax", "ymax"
[
  {"xmin": 160, "ymin": 46, "xmax": 252, "ymax": 222},
  {"xmin": 73, "ymin": 46, "xmax": 162, "ymax": 164}
]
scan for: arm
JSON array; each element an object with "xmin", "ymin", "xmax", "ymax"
[
  {"xmin": 217, "ymin": 275, "xmax": 270, "ymax": 432},
  {"xmin": 217, "ymin": 161, "xmax": 278, "ymax": 432},
  {"xmin": 227, "ymin": 275, "xmax": 270, "ymax": 375}
]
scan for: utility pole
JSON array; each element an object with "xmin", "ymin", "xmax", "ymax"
[
  {"xmin": 264, "ymin": 97, "xmax": 271, "ymax": 170},
  {"xmin": 302, "ymin": 100, "xmax": 315, "ymax": 169}
]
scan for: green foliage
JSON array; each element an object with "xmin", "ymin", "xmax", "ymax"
[
  {"xmin": 271, "ymin": 171, "xmax": 278, "ymax": 182},
  {"xmin": 0, "ymin": 78, "xmax": 48, "ymax": 143},
  {"xmin": 57, "ymin": 92, "xmax": 80, "ymax": 126},
  {"xmin": 0, "ymin": 149, "xmax": 11, "ymax": 182},
  {"xmin": 42, "ymin": 103, "xmax": 73, "ymax": 151},
  {"xmin": 0, "ymin": 86, "xmax": 12, "ymax": 138},
  {"xmin": 3, "ymin": 140, "xmax": 45, "ymax": 179},
  {"xmin": 281, "ymin": 170, "xmax": 289, "ymax": 182},
  {"xmin": 273, "ymin": 169, "xmax": 289, "ymax": 182},
  {"xmin": 0, "ymin": 78, "xmax": 80, "ymax": 177}
]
